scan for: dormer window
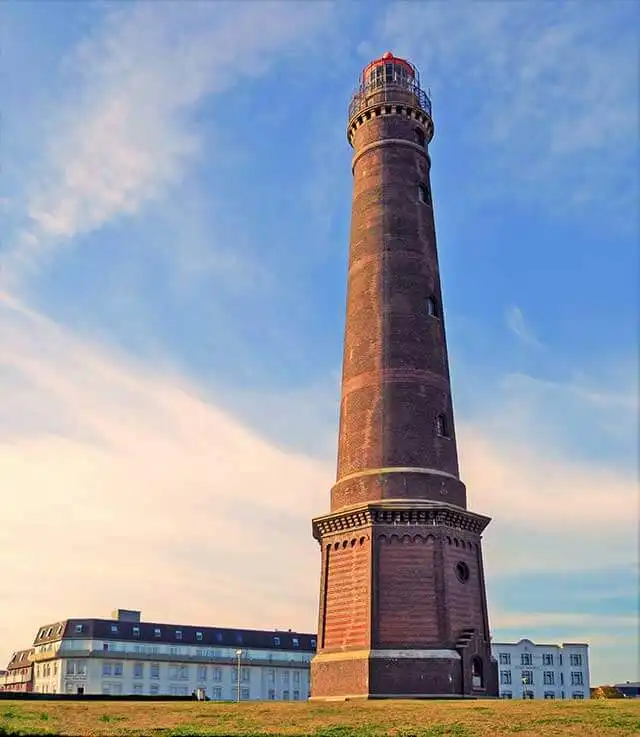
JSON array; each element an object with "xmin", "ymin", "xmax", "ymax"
[
  {"xmin": 154, "ymin": 628, "xmax": 161, "ymax": 638},
  {"xmin": 273, "ymin": 636, "xmax": 281, "ymax": 647},
  {"xmin": 292, "ymin": 637, "xmax": 300, "ymax": 648},
  {"xmin": 132, "ymin": 626, "xmax": 140, "ymax": 637},
  {"xmin": 311, "ymin": 639, "xmax": 317, "ymax": 649},
  {"xmin": 110, "ymin": 624, "xmax": 118, "ymax": 634},
  {"xmin": 175, "ymin": 630, "xmax": 183, "ymax": 641},
  {"xmin": 74, "ymin": 624, "xmax": 84, "ymax": 634},
  {"xmin": 196, "ymin": 631, "xmax": 203, "ymax": 641}
]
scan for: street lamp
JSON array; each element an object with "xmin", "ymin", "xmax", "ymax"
[{"xmin": 235, "ymin": 649, "xmax": 242, "ymax": 702}]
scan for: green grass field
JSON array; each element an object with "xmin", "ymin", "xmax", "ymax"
[{"xmin": 1, "ymin": 698, "xmax": 639, "ymax": 736}]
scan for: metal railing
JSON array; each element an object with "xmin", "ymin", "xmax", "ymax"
[{"xmin": 348, "ymin": 81, "xmax": 432, "ymax": 121}]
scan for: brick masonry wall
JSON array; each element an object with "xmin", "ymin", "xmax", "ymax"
[
  {"xmin": 442, "ymin": 535, "xmax": 487, "ymax": 642},
  {"xmin": 375, "ymin": 532, "xmax": 439, "ymax": 647},
  {"xmin": 321, "ymin": 535, "xmax": 371, "ymax": 651},
  {"xmin": 333, "ymin": 107, "xmax": 465, "ymax": 513}
]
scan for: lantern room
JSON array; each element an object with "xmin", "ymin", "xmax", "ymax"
[
  {"xmin": 348, "ymin": 51, "xmax": 431, "ymax": 123},
  {"xmin": 363, "ymin": 51, "xmax": 417, "ymax": 92}
]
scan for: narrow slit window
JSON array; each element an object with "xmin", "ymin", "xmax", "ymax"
[
  {"xmin": 417, "ymin": 183, "xmax": 430, "ymax": 204},
  {"xmin": 436, "ymin": 414, "xmax": 449, "ymax": 438},
  {"xmin": 427, "ymin": 296, "xmax": 438, "ymax": 317}
]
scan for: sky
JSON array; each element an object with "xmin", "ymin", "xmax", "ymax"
[{"xmin": 0, "ymin": 0, "xmax": 638, "ymax": 688}]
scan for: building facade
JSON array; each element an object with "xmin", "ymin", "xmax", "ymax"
[
  {"xmin": 310, "ymin": 51, "xmax": 498, "ymax": 700},
  {"xmin": 491, "ymin": 640, "xmax": 590, "ymax": 700},
  {"xmin": 0, "ymin": 649, "xmax": 34, "ymax": 692},
  {"xmin": 20, "ymin": 610, "xmax": 314, "ymax": 699}
]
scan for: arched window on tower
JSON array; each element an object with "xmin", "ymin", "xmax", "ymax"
[
  {"xmin": 414, "ymin": 128, "xmax": 425, "ymax": 147},
  {"xmin": 436, "ymin": 414, "xmax": 449, "ymax": 438},
  {"xmin": 417, "ymin": 183, "xmax": 430, "ymax": 205},
  {"xmin": 427, "ymin": 296, "xmax": 438, "ymax": 318},
  {"xmin": 472, "ymin": 658, "xmax": 484, "ymax": 689}
]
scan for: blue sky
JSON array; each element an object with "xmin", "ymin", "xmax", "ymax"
[{"xmin": 0, "ymin": 1, "xmax": 638, "ymax": 687}]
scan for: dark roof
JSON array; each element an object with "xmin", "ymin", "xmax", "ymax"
[
  {"xmin": 32, "ymin": 621, "xmax": 67, "ymax": 646},
  {"xmin": 33, "ymin": 618, "xmax": 316, "ymax": 651},
  {"xmin": 6, "ymin": 649, "xmax": 34, "ymax": 671}
]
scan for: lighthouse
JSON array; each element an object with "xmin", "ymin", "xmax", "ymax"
[{"xmin": 309, "ymin": 52, "xmax": 499, "ymax": 700}]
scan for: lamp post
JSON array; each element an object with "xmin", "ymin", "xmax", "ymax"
[{"xmin": 235, "ymin": 649, "xmax": 242, "ymax": 702}]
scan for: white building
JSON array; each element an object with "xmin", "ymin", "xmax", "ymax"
[
  {"xmin": 27, "ymin": 609, "xmax": 315, "ymax": 700},
  {"xmin": 491, "ymin": 639, "xmax": 590, "ymax": 700}
]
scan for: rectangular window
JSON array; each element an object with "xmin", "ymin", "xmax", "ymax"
[
  {"xmin": 500, "ymin": 671, "xmax": 512, "ymax": 685},
  {"xmin": 180, "ymin": 665, "xmax": 189, "ymax": 680},
  {"xmin": 571, "ymin": 672, "xmax": 583, "ymax": 686},
  {"xmin": 502, "ymin": 692, "xmax": 512, "ymax": 699},
  {"xmin": 151, "ymin": 664, "xmax": 160, "ymax": 679},
  {"xmin": 196, "ymin": 632, "xmax": 203, "ymax": 641},
  {"xmin": 213, "ymin": 667, "xmax": 222, "ymax": 682},
  {"xmin": 213, "ymin": 687, "xmax": 222, "ymax": 700},
  {"xmin": 75, "ymin": 624, "xmax": 84, "ymax": 634},
  {"xmin": 112, "ymin": 683, "xmax": 122, "ymax": 695},
  {"xmin": 241, "ymin": 687, "xmax": 250, "ymax": 700},
  {"xmin": 113, "ymin": 662, "xmax": 123, "ymax": 677},
  {"xmin": 101, "ymin": 684, "xmax": 111, "ymax": 695},
  {"xmin": 310, "ymin": 639, "xmax": 316, "ymax": 649},
  {"xmin": 154, "ymin": 628, "xmax": 161, "ymax": 638},
  {"xmin": 197, "ymin": 665, "xmax": 207, "ymax": 681},
  {"xmin": 283, "ymin": 671, "xmax": 290, "ymax": 684},
  {"xmin": 292, "ymin": 638, "xmax": 299, "ymax": 648},
  {"xmin": 293, "ymin": 671, "xmax": 300, "ymax": 684},
  {"xmin": 175, "ymin": 630, "xmax": 183, "ymax": 640},
  {"xmin": 133, "ymin": 663, "xmax": 144, "ymax": 679},
  {"xmin": 542, "ymin": 653, "xmax": 554, "ymax": 666},
  {"xmin": 293, "ymin": 690, "xmax": 300, "ymax": 700},
  {"xmin": 570, "ymin": 654, "xmax": 583, "ymax": 667},
  {"xmin": 283, "ymin": 689, "xmax": 290, "ymax": 700},
  {"xmin": 521, "ymin": 670, "xmax": 533, "ymax": 685},
  {"xmin": 498, "ymin": 653, "xmax": 511, "ymax": 665},
  {"xmin": 102, "ymin": 663, "xmax": 112, "ymax": 677},
  {"xmin": 572, "ymin": 692, "xmax": 584, "ymax": 699},
  {"xmin": 110, "ymin": 625, "xmax": 118, "ymax": 634},
  {"xmin": 267, "ymin": 668, "xmax": 275, "ymax": 682},
  {"xmin": 150, "ymin": 684, "xmax": 159, "ymax": 695},
  {"xmin": 133, "ymin": 683, "xmax": 143, "ymax": 695},
  {"xmin": 273, "ymin": 636, "xmax": 281, "ymax": 647},
  {"xmin": 544, "ymin": 692, "xmax": 555, "ymax": 699},
  {"xmin": 543, "ymin": 671, "xmax": 555, "ymax": 685},
  {"xmin": 241, "ymin": 667, "xmax": 250, "ymax": 682},
  {"xmin": 133, "ymin": 626, "xmax": 140, "ymax": 637},
  {"xmin": 521, "ymin": 653, "xmax": 532, "ymax": 666},
  {"xmin": 66, "ymin": 661, "xmax": 74, "ymax": 675},
  {"xmin": 268, "ymin": 688, "xmax": 276, "ymax": 700}
]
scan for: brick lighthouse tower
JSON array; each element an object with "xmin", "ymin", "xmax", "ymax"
[{"xmin": 309, "ymin": 52, "xmax": 498, "ymax": 700}]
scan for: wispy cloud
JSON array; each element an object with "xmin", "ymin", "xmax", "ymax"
[
  {"xmin": 506, "ymin": 306, "xmax": 543, "ymax": 349},
  {"xmin": 2, "ymin": 1, "xmax": 334, "ymax": 288},
  {"xmin": 377, "ymin": 1, "xmax": 639, "ymax": 221},
  {"xmin": 1, "ymin": 295, "xmax": 637, "ymax": 675}
]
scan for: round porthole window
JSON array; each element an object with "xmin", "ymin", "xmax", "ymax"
[{"xmin": 455, "ymin": 561, "xmax": 470, "ymax": 583}]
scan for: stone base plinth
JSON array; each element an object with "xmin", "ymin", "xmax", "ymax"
[{"xmin": 310, "ymin": 649, "xmax": 469, "ymax": 700}]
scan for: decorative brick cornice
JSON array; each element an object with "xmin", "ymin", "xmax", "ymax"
[
  {"xmin": 312, "ymin": 500, "xmax": 491, "ymax": 542},
  {"xmin": 347, "ymin": 103, "xmax": 434, "ymax": 146}
]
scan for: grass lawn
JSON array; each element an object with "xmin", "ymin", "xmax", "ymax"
[{"xmin": 0, "ymin": 698, "xmax": 639, "ymax": 736}]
